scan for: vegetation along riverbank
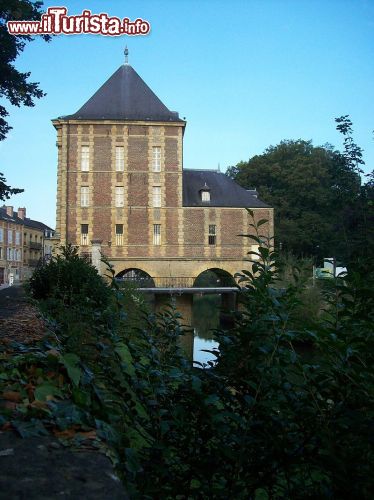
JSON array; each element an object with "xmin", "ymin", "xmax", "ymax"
[{"xmin": 1, "ymin": 214, "xmax": 373, "ymax": 499}]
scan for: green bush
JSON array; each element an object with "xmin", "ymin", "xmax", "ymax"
[
  {"xmin": 7, "ymin": 222, "xmax": 372, "ymax": 499},
  {"xmin": 29, "ymin": 244, "xmax": 110, "ymax": 309}
]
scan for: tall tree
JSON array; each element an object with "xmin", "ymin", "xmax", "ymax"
[
  {"xmin": 227, "ymin": 139, "xmax": 361, "ymax": 260},
  {"xmin": 0, "ymin": 171, "xmax": 23, "ymax": 201},
  {"xmin": 335, "ymin": 115, "xmax": 374, "ymax": 263},
  {"xmin": 0, "ymin": 0, "xmax": 50, "ymax": 141}
]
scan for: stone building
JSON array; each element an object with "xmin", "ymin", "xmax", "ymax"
[
  {"xmin": 52, "ymin": 56, "xmax": 273, "ymax": 286},
  {"xmin": 0, "ymin": 206, "xmax": 23, "ymax": 285},
  {"xmin": 0, "ymin": 206, "xmax": 54, "ymax": 284}
]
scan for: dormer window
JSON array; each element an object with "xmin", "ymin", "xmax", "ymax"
[
  {"xmin": 200, "ymin": 182, "xmax": 211, "ymax": 203},
  {"xmin": 201, "ymin": 190, "xmax": 210, "ymax": 202}
]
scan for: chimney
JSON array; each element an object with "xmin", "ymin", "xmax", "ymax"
[
  {"xmin": 5, "ymin": 206, "xmax": 13, "ymax": 217},
  {"xmin": 17, "ymin": 207, "xmax": 26, "ymax": 219}
]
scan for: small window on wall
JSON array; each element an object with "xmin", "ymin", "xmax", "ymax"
[
  {"xmin": 8, "ymin": 230, "xmax": 12, "ymax": 244},
  {"xmin": 201, "ymin": 190, "xmax": 210, "ymax": 202},
  {"xmin": 152, "ymin": 147, "xmax": 161, "ymax": 172},
  {"xmin": 115, "ymin": 224, "xmax": 123, "ymax": 246},
  {"xmin": 208, "ymin": 225, "xmax": 216, "ymax": 245},
  {"xmin": 153, "ymin": 224, "xmax": 161, "ymax": 245},
  {"xmin": 115, "ymin": 186, "xmax": 125, "ymax": 207},
  {"xmin": 115, "ymin": 146, "xmax": 124, "ymax": 171},
  {"xmin": 0, "ymin": 228, "xmax": 3, "ymax": 243},
  {"xmin": 81, "ymin": 224, "xmax": 89, "ymax": 246},
  {"xmin": 81, "ymin": 146, "xmax": 90, "ymax": 171},
  {"xmin": 81, "ymin": 186, "xmax": 89, "ymax": 207},
  {"xmin": 152, "ymin": 186, "xmax": 161, "ymax": 207}
]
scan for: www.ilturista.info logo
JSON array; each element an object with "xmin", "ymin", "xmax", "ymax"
[{"xmin": 7, "ymin": 7, "xmax": 151, "ymax": 36}]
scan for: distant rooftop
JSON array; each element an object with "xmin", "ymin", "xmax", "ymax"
[
  {"xmin": 183, "ymin": 170, "xmax": 269, "ymax": 208},
  {"xmin": 61, "ymin": 64, "xmax": 184, "ymax": 123},
  {"xmin": 0, "ymin": 206, "xmax": 53, "ymax": 232}
]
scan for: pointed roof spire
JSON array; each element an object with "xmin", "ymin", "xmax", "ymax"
[
  {"xmin": 63, "ymin": 64, "xmax": 184, "ymax": 122},
  {"xmin": 124, "ymin": 46, "xmax": 129, "ymax": 65}
]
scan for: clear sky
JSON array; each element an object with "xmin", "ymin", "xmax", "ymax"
[{"xmin": 1, "ymin": 0, "xmax": 373, "ymax": 227}]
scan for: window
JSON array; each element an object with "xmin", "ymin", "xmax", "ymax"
[
  {"xmin": 115, "ymin": 224, "xmax": 123, "ymax": 246},
  {"xmin": 8, "ymin": 230, "xmax": 12, "ymax": 244},
  {"xmin": 0, "ymin": 247, "xmax": 2, "ymax": 259},
  {"xmin": 81, "ymin": 146, "xmax": 90, "ymax": 171},
  {"xmin": 81, "ymin": 186, "xmax": 89, "ymax": 207},
  {"xmin": 115, "ymin": 146, "xmax": 124, "ymax": 171},
  {"xmin": 0, "ymin": 228, "xmax": 3, "ymax": 243},
  {"xmin": 208, "ymin": 224, "xmax": 216, "ymax": 245},
  {"xmin": 7, "ymin": 248, "xmax": 13, "ymax": 260},
  {"xmin": 115, "ymin": 186, "xmax": 125, "ymax": 207},
  {"xmin": 153, "ymin": 224, "xmax": 161, "ymax": 245},
  {"xmin": 201, "ymin": 190, "xmax": 210, "ymax": 202},
  {"xmin": 15, "ymin": 231, "xmax": 20, "ymax": 245},
  {"xmin": 81, "ymin": 224, "xmax": 89, "ymax": 246},
  {"xmin": 152, "ymin": 186, "xmax": 161, "ymax": 207},
  {"xmin": 152, "ymin": 146, "xmax": 161, "ymax": 172}
]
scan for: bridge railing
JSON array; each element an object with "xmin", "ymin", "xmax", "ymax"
[{"xmin": 116, "ymin": 276, "xmax": 237, "ymax": 288}]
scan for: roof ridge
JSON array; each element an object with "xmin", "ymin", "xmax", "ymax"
[
  {"xmin": 61, "ymin": 64, "xmax": 184, "ymax": 123},
  {"xmin": 183, "ymin": 168, "xmax": 222, "ymax": 172}
]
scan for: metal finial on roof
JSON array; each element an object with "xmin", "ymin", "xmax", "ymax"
[{"xmin": 124, "ymin": 46, "xmax": 129, "ymax": 64}]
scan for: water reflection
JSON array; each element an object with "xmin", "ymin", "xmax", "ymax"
[
  {"xmin": 193, "ymin": 334, "xmax": 219, "ymax": 366},
  {"xmin": 192, "ymin": 294, "xmax": 221, "ymax": 366}
]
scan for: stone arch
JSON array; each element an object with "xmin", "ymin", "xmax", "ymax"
[
  {"xmin": 193, "ymin": 268, "xmax": 236, "ymax": 288},
  {"xmin": 192, "ymin": 268, "xmax": 237, "ymax": 334},
  {"xmin": 116, "ymin": 268, "xmax": 155, "ymax": 288}
]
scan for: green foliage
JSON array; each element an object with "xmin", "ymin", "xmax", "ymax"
[
  {"xmin": 214, "ymin": 211, "xmax": 374, "ymax": 498},
  {"xmin": 29, "ymin": 244, "xmax": 110, "ymax": 309},
  {"xmin": 0, "ymin": 0, "xmax": 51, "ymax": 141},
  {"xmin": 0, "ymin": 171, "xmax": 23, "ymax": 200},
  {"xmin": 335, "ymin": 115, "xmax": 374, "ymax": 264},
  {"xmin": 226, "ymin": 133, "xmax": 370, "ymax": 262},
  {"xmin": 2, "ymin": 219, "xmax": 373, "ymax": 498}
]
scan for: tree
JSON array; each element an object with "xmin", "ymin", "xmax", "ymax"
[
  {"xmin": 0, "ymin": 171, "xmax": 23, "ymax": 200},
  {"xmin": 227, "ymin": 139, "xmax": 362, "ymax": 260},
  {"xmin": 0, "ymin": 0, "xmax": 50, "ymax": 141},
  {"xmin": 335, "ymin": 115, "xmax": 374, "ymax": 264}
]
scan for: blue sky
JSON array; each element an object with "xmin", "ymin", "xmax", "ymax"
[{"xmin": 1, "ymin": 0, "xmax": 373, "ymax": 227}]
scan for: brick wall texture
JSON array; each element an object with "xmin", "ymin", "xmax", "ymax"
[{"xmin": 54, "ymin": 121, "xmax": 274, "ymax": 279}]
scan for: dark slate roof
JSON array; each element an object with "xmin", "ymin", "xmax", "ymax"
[
  {"xmin": 23, "ymin": 218, "xmax": 53, "ymax": 232},
  {"xmin": 182, "ymin": 170, "xmax": 270, "ymax": 208},
  {"xmin": 0, "ymin": 206, "xmax": 53, "ymax": 231},
  {"xmin": 62, "ymin": 64, "xmax": 183, "ymax": 122},
  {"xmin": 0, "ymin": 207, "xmax": 22, "ymax": 224}
]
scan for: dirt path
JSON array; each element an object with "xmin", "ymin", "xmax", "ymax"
[
  {"xmin": 0, "ymin": 286, "xmax": 46, "ymax": 346},
  {"xmin": 0, "ymin": 286, "xmax": 128, "ymax": 499}
]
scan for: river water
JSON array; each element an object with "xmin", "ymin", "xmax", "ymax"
[{"xmin": 191, "ymin": 295, "xmax": 221, "ymax": 366}]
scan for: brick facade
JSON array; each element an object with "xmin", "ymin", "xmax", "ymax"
[
  {"xmin": 53, "ymin": 119, "xmax": 273, "ymax": 284},
  {"xmin": 52, "ymin": 64, "xmax": 273, "ymax": 284}
]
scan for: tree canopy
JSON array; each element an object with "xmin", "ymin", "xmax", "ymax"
[
  {"xmin": 0, "ymin": 0, "xmax": 50, "ymax": 141},
  {"xmin": 227, "ymin": 138, "xmax": 365, "ymax": 261},
  {"xmin": 0, "ymin": 171, "xmax": 23, "ymax": 201}
]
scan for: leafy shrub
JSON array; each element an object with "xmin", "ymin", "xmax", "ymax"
[
  {"xmin": 29, "ymin": 244, "xmax": 110, "ymax": 309},
  {"xmin": 4, "ymin": 220, "xmax": 372, "ymax": 499}
]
